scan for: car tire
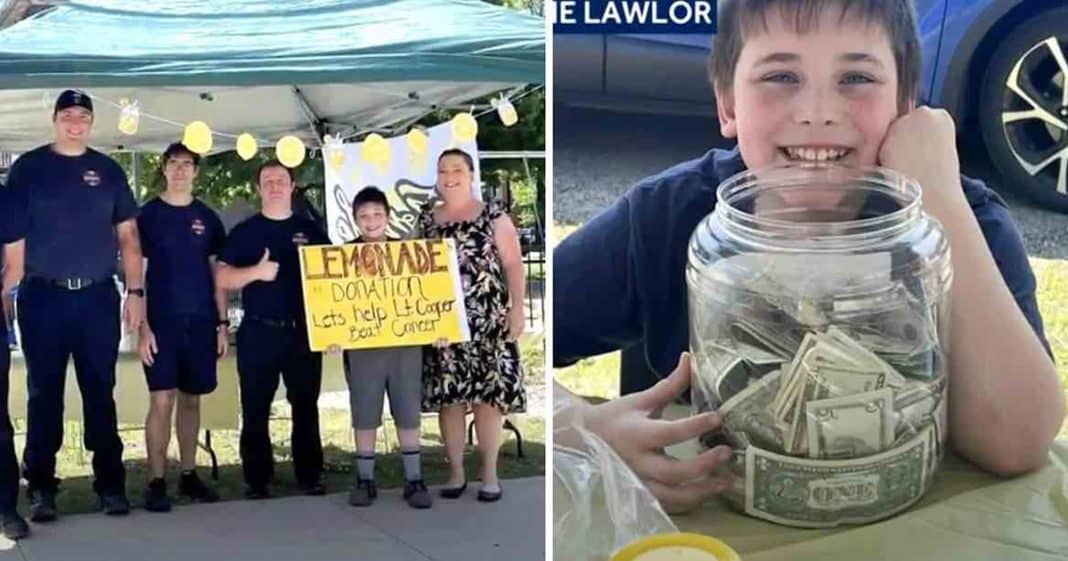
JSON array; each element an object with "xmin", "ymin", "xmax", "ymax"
[{"xmin": 978, "ymin": 6, "xmax": 1068, "ymax": 212}]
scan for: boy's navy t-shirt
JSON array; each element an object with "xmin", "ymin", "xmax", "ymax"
[
  {"xmin": 138, "ymin": 197, "xmax": 225, "ymax": 325},
  {"xmin": 553, "ymin": 147, "xmax": 1051, "ymax": 382},
  {"xmin": 5, "ymin": 145, "xmax": 138, "ymax": 280},
  {"xmin": 219, "ymin": 213, "xmax": 329, "ymax": 323}
]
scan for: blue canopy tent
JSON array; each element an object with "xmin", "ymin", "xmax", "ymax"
[{"xmin": 0, "ymin": 0, "xmax": 544, "ymax": 151}]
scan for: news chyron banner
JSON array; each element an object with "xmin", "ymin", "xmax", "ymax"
[
  {"xmin": 552, "ymin": 0, "xmax": 718, "ymax": 33},
  {"xmin": 299, "ymin": 240, "xmax": 471, "ymax": 351}
]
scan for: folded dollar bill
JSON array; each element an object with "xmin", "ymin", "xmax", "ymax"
[{"xmin": 744, "ymin": 424, "xmax": 935, "ymax": 527}]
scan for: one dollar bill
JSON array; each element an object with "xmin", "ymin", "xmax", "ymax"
[{"xmin": 744, "ymin": 424, "xmax": 933, "ymax": 528}]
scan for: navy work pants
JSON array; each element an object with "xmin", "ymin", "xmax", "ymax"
[{"xmin": 19, "ymin": 279, "xmax": 125, "ymax": 494}]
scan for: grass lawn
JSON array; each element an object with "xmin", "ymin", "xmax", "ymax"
[
  {"xmin": 30, "ymin": 334, "xmax": 545, "ymax": 515},
  {"xmin": 554, "ymin": 222, "xmax": 1068, "ymax": 436},
  {"xmin": 1031, "ymin": 257, "xmax": 1068, "ymax": 435}
]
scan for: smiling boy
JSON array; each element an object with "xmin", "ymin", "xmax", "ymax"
[{"xmin": 553, "ymin": 0, "xmax": 1064, "ymax": 513}]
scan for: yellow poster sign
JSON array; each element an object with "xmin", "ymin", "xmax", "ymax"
[{"xmin": 299, "ymin": 239, "xmax": 470, "ymax": 351}]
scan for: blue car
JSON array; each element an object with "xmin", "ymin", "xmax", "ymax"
[{"xmin": 555, "ymin": 0, "xmax": 1068, "ymax": 211}]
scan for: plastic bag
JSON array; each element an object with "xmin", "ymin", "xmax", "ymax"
[{"xmin": 553, "ymin": 386, "xmax": 677, "ymax": 561}]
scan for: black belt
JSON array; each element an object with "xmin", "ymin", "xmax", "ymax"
[
  {"xmin": 245, "ymin": 315, "xmax": 301, "ymax": 329},
  {"xmin": 26, "ymin": 275, "xmax": 111, "ymax": 291}
]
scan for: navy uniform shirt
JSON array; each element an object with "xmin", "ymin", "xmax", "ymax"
[
  {"xmin": 5, "ymin": 145, "xmax": 138, "ymax": 280},
  {"xmin": 0, "ymin": 185, "xmax": 17, "ymax": 338},
  {"xmin": 138, "ymin": 197, "xmax": 225, "ymax": 325},
  {"xmin": 219, "ymin": 213, "xmax": 329, "ymax": 322},
  {"xmin": 553, "ymin": 146, "xmax": 1051, "ymax": 382}
]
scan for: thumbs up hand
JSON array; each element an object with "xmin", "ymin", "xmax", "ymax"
[{"xmin": 256, "ymin": 248, "xmax": 280, "ymax": 282}]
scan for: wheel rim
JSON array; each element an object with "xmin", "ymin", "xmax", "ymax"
[{"xmin": 1001, "ymin": 36, "xmax": 1068, "ymax": 195}]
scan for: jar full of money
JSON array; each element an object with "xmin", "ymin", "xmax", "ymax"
[{"xmin": 687, "ymin": 164, "xmax": 952, "ymax": 528}]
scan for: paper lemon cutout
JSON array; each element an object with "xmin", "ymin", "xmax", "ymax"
[
  {"xmin": 361, "ymin": 133, "xmax": 391, "ymax": 170},
  {"xmin": 276, "ymin": 136, "xmax": 306, "ymax": 168},
  {"xmin": 450, "ymin": 112, "xmax": 478, "ymax": 143},
  {"xmin": 182, "ymin": 121, "xmax": 213, "ymax": 154},
  {"xmin": 406, "ymin": 128, "xmax": 428, "ymax": 157},
  {"xmin": 236, "ymin": 133, "xmax": 258, "ymax": 161}
]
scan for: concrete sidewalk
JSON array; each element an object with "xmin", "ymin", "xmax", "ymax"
[{"xmin": 0, "ymin": 477, "xmax": 545, "ymax": 561}]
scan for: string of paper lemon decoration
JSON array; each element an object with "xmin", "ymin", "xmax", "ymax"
[{"xmin": 71, "ymin": 87, "xmax": 536, "ymax": 170}]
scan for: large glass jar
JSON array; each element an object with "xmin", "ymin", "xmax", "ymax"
[{"xmin": 687, "ymin": 164, "xmax": 952, "ymax": 528}]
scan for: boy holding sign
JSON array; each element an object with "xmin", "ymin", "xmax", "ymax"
[{"xmin": 340, "ymin": 188, "xmax": 432, "ymax": 510}]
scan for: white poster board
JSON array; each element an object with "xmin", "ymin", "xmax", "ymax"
[{"xmin": 324, "ymin": 121, "xmax": 481, "ymax": 243}]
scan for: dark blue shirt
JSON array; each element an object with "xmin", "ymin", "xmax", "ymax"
[
  {"xmin": 139, "ymin": 197, "xmax": 225, "ymax": 324},
  {"xmin": 5, "ymin": 145, "xmax": 138, "ymax": 280},
  {"xmin": 219, "ymin": 213, "xmax": 329, "ymax": 322},
  {"xmin": 553, "ymin": 147, "xmax": 1050, "ymax": 382},
  {"xmin": 0, "ymin": 185, "xmax": 18, "ymax": 337}
]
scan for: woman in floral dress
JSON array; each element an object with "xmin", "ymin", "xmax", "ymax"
[{"xmin": 418, "ymin": 148, "xmax": 526, "ymax": 503}]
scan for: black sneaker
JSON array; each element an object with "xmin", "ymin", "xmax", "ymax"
[
  {"xmin": 143, "ymin": 478, "xmax": 171, "ymax": 513},
  {"xmin": 98, "ymin": 491, "xmax": 130, "ymax": 516},
  {"xmin": 244, "ymin": 485, "xmax": 270, "ymax": 500},
  {"xmin": 26, "ymin": 488, "xmax": 57, "ymax": 523},
  {"xmin": 178, "ymin": 471, "xmax": 219, "ymax": 503},
  {"xmin": 403, "ymin": 480, "xmax": 433, "ymax": 510},
  {"xmin": 348, "ymin": 479, "xmax": 377, "ymax": 507},
  {"xmin": 300, "ymin": 480, "xmax": 326, "ymax": 496},
  {"xmin": 0, "ymin": 511, "xmax": 29, "ymax": 540}
]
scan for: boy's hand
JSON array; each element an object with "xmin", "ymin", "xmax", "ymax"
[
  {"xmin": 216, "ymin": 328, "xmax": 229, "ymax": 359},
  {"xmin": 878, "ymin": 107, "xmax": 968, "ymax": 219},
  {"xmin": 581, "ymin": 352, "xmax": 733, "ymax": 513},
  {"xmin": 123, "ymin": 292, "xmax": 145, "ymax": 333},
  {"xmin": 325, "ymin": 344, "xmax": 343, "ymax": 356},
  {"xmin": 1, "ymin": 290, "xmax": 13, "ymax": 325},
  {"xmin": 255, "ymin": 249, "xmax": 280, "ymax": 282},
  {"xmin": 138, "ymin": 325, "xmax": 158, "ymax": 367}
]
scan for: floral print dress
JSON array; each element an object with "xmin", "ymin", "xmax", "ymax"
[{"xmin": 418, "ymin": 202, "xmax": 526, "ymax": 414}]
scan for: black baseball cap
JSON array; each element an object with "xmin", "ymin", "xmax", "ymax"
[{"xmin": 54, "ymin": 89, "xmax": 93, "ymax": 115}]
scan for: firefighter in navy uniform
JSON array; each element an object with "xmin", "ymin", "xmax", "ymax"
[
  {"xmin": 216, "ymin": 160, "xmax": 329, "ymax": 499},
  {"xmin": 2, "ymin": 90, "xmax": 143, "ymax": 520},
  {"xmin": 137, "ymin": 143, "xmax": 226, "ymax": 511},
  {"xmin": 0, "ymin": 186, "xmax": 30, "ymax": 539}
]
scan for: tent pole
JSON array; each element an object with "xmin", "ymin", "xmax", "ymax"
[
  {"xmin": 132, "ymin": 152, "xmax": 140, "ymax": 200},
  {"xmin": 292, "ymin": 86, "xmax": 327, "ymax": 143}
]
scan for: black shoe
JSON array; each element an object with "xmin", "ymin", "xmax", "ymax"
[
  {"xmin": 26, "ymin": 488, "xmax": 57, "ymax": 523},
  {"xmin": 98, "ymin": 492, "xmax": 130, "ymax": 516},
  {"xmin": 178, "ymin": 471, "xmax": 219, "ymax": 503},
  {"xmin": 0, "ymin": 511, "xmax": 29, "ymax": 540},
  {"xmin": 348, "ymin": 479, "xmax": 377, "ymax": 507},
  {"xmin": 439, "ymin": 481, "xmax": 467, "ymax": 499},
  {"xmin": 143, "ymin": 478, "xmax": 171, "ymax": 513},
  {"xmin": 300, "ymin": 480, "xmax": 326, "ymax": 496},
  {"xmin": 477, "ymin": 486, "xmax": 503, "ymax": 503},
  {"xmin": 403, "ymin": 480, "xmax": 433, "ymax": 509},
  {"xmin": 244, "ymin": 485, "xmax": 270, "ymax": 500}
]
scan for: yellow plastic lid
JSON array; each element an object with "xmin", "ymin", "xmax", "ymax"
[{"xmin": 611, "ymin": 533, "xmax": 741, "ymax": 561}]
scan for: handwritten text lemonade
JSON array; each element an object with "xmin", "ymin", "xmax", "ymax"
[{"xmin": 300, "ymin": 240, "xmax": 467, "ymax": 349}]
